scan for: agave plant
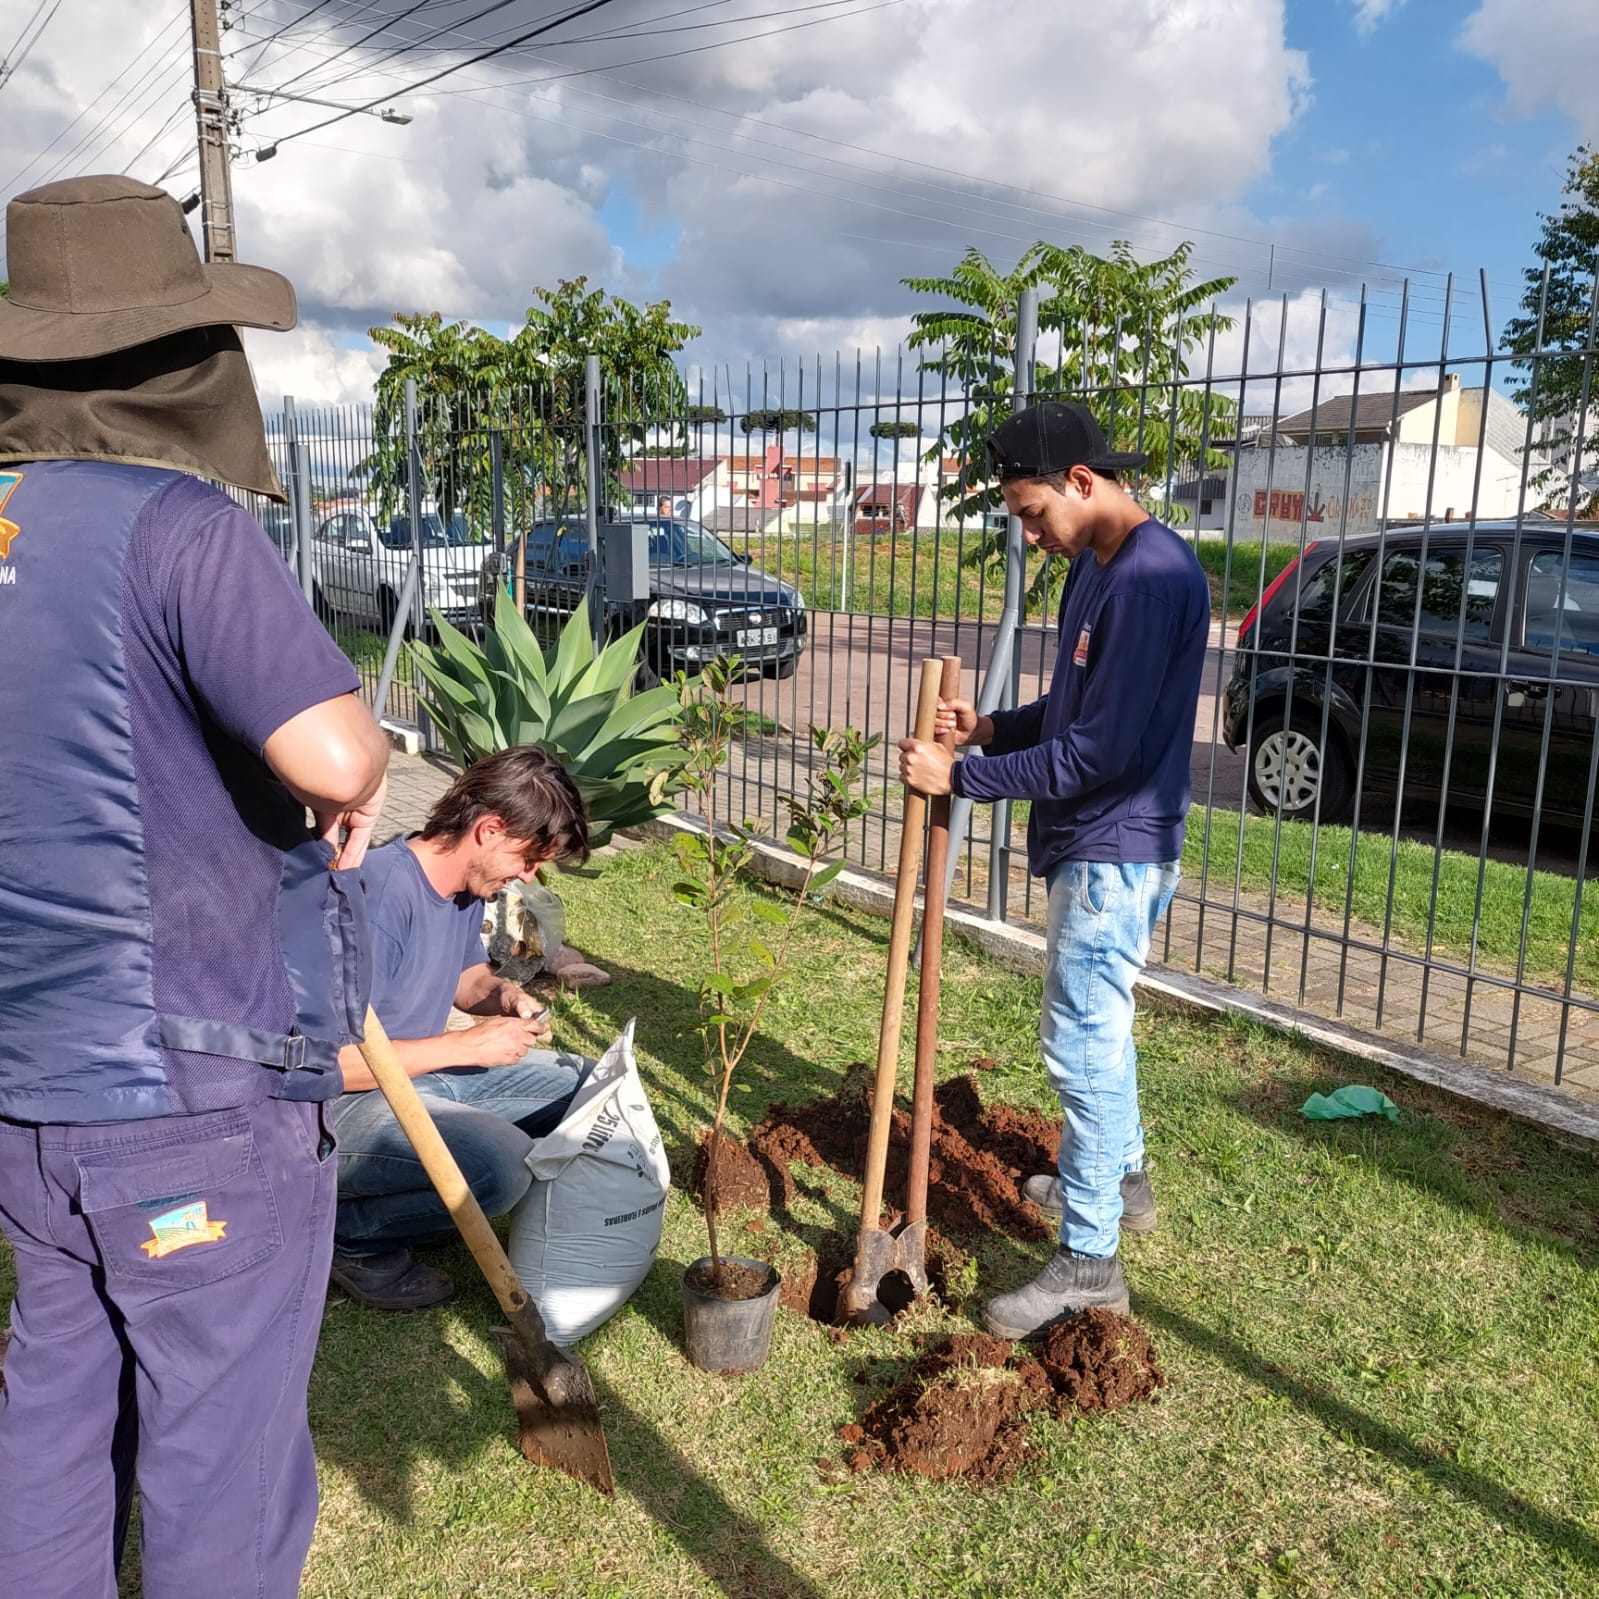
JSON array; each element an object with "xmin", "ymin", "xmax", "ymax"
[{"xmin": 410, "ymin": 589, "xmax": 684, "ymax": 847}]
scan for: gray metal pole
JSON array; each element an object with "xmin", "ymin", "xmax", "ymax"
[
  {"xmin": 935, "ymin": 287, "xmax": 1039, "ymax": 929},
  {"xmin": 284, "ymin": 395, "xmax": 315, "ymax": 606},
  {"xmin": 403, "ymin": 377, "xmax": 435, "ymax": 748},
  {"xmin": 584, "ymin": 353, "xmax": 603, "ymax": 644},
  {"xmin": 404, "ymin": 377, "xmax": 426, "ymax": 639},
  {"xmin": 373, "ymin": 556, "xmax": 421, "ymax": 725}
]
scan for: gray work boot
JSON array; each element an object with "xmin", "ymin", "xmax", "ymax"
[
  {"xmin": 1021, "ymin": 1169, "xmax": 1157, "ymax": 1233},
  {"xmin": 982, "ymin": 1247, "xmax": 1130, "ymax": 1340},
  {"xmin": 331, "ymin": 1248, "xmax": 455, "ymax": 1312}
]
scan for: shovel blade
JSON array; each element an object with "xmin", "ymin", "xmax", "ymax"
[
  {"xmin": 496, "ymin": 1326, "xmax": 615, "ymax": 1497},
  {"xmin": 836, "ymin": 1225, "xmax": 932, "ymax": 1326}
]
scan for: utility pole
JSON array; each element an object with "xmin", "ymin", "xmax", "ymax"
[{"xmin": 188, "ymin": 0, "xmax": 236, "ymax": 262}]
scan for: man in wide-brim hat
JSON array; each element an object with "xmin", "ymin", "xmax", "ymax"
[{"xmin": 0, "ymin": 176, "xmax": 390, "ymax": 1599}]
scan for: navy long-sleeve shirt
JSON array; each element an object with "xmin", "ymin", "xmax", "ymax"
[{"xmin": 950, "ymin": 517, "xmax": 1210, "ymax": 874}]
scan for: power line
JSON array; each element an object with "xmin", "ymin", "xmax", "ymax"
[
  {"xmin": 231, "ymin": 0, "xmax": 348, "ymax": 79},
  {"xmin": 217, "ymin": 0, "xmax": 1510, "ymax": 319},
  {"xmin": 257, "ymin": 0, "xmax": 624, "ymax": 145},
  {"xmin": 0, "ymin": 0, "xmax": 66, "ymax": 92},
  {"xmin": 0, "ymin": 6, "xmax": 187, "ymax": 198}
]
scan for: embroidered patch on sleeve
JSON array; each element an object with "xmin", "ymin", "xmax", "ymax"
[
  {"xmin": 142, "ymin": 1200, "xmax": 228, "ymax": 1259},
  {"xmin": 1072, "ymin": 625, "xmax": 1091, "ymax": 667}
]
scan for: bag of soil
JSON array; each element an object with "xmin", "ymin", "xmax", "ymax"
[{"xmin": 506, "ymin": 1019, "xmax": 670, "ymax": 1346}]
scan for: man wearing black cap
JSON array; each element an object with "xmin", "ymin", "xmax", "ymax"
[
  {"xmin": 899, "ymin": 400, "xmax": 1209, "ymax": 1340},
  {"xmin": 0, "ymin": 177, "xmax": 389, "ymax": 1597}
]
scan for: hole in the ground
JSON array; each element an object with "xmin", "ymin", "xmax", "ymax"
[{"xmin": 873, "ymin": 1269, "xmax": 917, "ymax": 1316}]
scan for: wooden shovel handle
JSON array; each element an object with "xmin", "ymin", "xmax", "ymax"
[
  {"xmin": 356, "ymin": 1005, "xmax": 534, "ymax": 1323},
  {"xmin": 906, "ymin": 655, "xmax": 960, "ymax": 1228},
  {"xmin": 857, "ymin": 658, "xmax": 944, "ymax": 1236}
]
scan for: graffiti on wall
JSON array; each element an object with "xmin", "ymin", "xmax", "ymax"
[{"xmin": 1240, "ymin": 488, "xmax": 1380, "ymax": 530}]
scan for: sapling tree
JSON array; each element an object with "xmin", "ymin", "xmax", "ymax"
[{"xmin": 671, "ymin": 659, "xmax": 878, "ymax": 1284}]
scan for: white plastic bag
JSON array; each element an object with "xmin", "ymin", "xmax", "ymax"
[{"xmin": 506, "ymin": 1019, "xmax": 670, "ymax": 1346}]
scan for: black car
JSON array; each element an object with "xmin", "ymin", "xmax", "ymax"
[
  {"xmin": 483, "ymin": 514, "xmax": 808, "ymax": 678},
  {"xmin": 1222, "ymin": 521, "xmax": 1599, "ymax": 828}
]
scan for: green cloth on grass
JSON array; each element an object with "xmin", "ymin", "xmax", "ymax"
[{"xmin": 1301, "ymin": 1085, "xmax": 1400, "ymax": 1122}]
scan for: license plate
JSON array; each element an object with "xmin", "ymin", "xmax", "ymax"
[{"xmin": 736, "ymin": 626, "xmax": 778, "ymax": 647}]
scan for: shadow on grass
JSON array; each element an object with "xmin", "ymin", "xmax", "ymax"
[
  {"xmin": 1225, "ymin": 1054, "xmax": 1599, "ymax": 1266},
  {"xmin": 312, "ymin": 1253, "xmax": 827, "ymax": 1599},
  {"xmin": 1140, "ymin": 1292, "xmax": 1599, "ymax": 1574},
  {"xmin": 562, "ymin": 959, "xmax": 857, "ymax": 1177}
]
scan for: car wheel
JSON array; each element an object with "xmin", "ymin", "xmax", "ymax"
[
  {"xmin": 770, "ymin": 655, "xmax": 798, "ymax": 680},
  {"xmin": 1247, "ymin": 710, "xmax": 1352, "ymax": 821},
  {"xmin": 378, "ymin": 587, "xmax": 411, "ymax": 640},
  {"xmin": 312, "ymin": 583, "xmax": 332, "ymax": 622}
]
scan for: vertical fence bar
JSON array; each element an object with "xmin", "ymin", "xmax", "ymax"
[
  {"xmin": 984, "ymin": 285, "xmax": 1039, "ymax": 923},
  {"xmin": 284, "ymin": 395, "xmax": 314, "ymax": 606}
]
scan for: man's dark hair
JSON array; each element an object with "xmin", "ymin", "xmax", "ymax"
[{"xmin": 421, "ymin": 746, "xmax": 591, "ymax": 867}]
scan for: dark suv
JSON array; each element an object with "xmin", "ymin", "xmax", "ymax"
[
  {"xmin": 483, "ymin": 514, "xmax": 808, "ymax": 678},
  {"xmin": 1222, "ymin": 521, "xmax": 1599, "ymax": 828}
]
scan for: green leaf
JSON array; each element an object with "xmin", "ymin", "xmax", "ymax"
[
  {"xmin": 548, "ymin": 595, "xmax": 597, "ymax": 696},
  {"xmin": 811, "ymin": 861, "xmax": 845, "ymax": 891},
  {"xmin": 748, "ymin": 938, "xmax": 776, "ymax": 967},
  {"xmin": 750, "ymin": 899, "xmax": 789, "ymax": 927},
  {"xmin": 733, "ymin": 978, "xmax": 771, "ymax": 1005}
]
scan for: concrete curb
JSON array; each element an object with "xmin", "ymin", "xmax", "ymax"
[{"xmin": 632, "ymin": 812, "xmax": 1599, "ymax": 1149}]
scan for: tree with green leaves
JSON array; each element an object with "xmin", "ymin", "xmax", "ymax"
[
  {"xmin": 365, "ymin": 278, "xmax": 699, "ymax": 529},
  {"xmin": 684, "ymin": 403, "xmax": 727, "ymax": 425},
  {"xmin": 905, "ymin": 240, "xmax": 1237, "ymax": 542},
  {"xmin": 1503, "ymin": 146, "xmax": 1599, "ymax": 513},
  {"xmin": 869, "ymin": 418, "xmax": 920, "ymax": 440}
]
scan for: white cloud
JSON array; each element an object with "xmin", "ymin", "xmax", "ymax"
[
  {"xmin": 0, "ymin": 0, "xmax": 1327, "ymax": 405},
  {"xmin": 1459, "ymin": 0, "xmax": 1599, "ymax": 141},
  {"xmin": 1347, "ymin": 0, "xmax": 1401, "ymax": 36}
]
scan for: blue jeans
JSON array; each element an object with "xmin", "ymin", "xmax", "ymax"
[
  {"xmin": 0, "ymin": 1097, "xmax": 336, "ymax": 1599},
  {"xmin": 329, "ymin": 1051, "xmax": 585, "ymax": 1257},
  {"xmin": 1042, "ymin": 859, "xmax": 1180, "ymax": 1259}
]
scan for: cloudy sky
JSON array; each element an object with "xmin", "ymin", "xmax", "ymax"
[{"xmin": 0, "ymin": 0, "xmax": 1594, "ymax": 411}]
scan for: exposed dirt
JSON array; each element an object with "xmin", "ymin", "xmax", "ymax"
[
  {"xmin": 1039, "ymin": 1308, "xmax": 1166, "ymax": 1412},
  {"xmin": 748, "ymin": 1074, "xmax": 1060, "ymax": 1242},
  {"xmin": 683, "ymin": 1258, "xmax": 777, "ymax": 1302},
  {"xmin": 847, "ymin": 1316, "xmax": 1165, "ymax": 1482},
  {"xmin": 690, "ymin": 1131, "xmax": 776, "ymax": 1215}
]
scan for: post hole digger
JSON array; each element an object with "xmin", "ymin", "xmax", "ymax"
[
  {"xmin": 837, "ymin": 655, "xmax": 961, "ymax": 1327},
  {"xmin": 354, "ymin": 1005, "xmax": 614, "ymax": 1497}
]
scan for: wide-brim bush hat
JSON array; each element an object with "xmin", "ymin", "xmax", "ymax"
[{"xmin": 0, "ymin": 175, "xmax": 296, "ymax": 361}]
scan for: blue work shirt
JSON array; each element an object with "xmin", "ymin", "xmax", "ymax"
[
  {"xmin": 951, "ymin": 517, "xmax": 1210, "ymax": 874},
  {"xmin": 359, "ymin": 838, "xmax": 487, "ymax": 1043}
]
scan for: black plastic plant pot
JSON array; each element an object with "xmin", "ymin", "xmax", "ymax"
[{"xmin": 681, "ymin": 1255, "xmax": 781, "ymax": 1375}]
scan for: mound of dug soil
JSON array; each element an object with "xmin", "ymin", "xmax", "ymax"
[
  {"xmin": 749, "ymin": 1074, "xmax": 1061, "ymax": 1241},
  {"xmin": 844, "ymin": 1314, "xmax": 1165, "ymax": 1483}
]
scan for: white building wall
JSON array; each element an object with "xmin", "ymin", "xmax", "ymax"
[{"xmin": 1224, "ymin": 440, "xmax": 1530, "ymax": 538}]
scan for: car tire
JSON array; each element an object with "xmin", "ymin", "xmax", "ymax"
[
  {"xmin": 312, "ymin": 583, "xmax": 332, "ymax": 622},
  {"xmin": 1246, "ymin": 709, "xmax": 1352, "ymax": 822},
  {"xmin": 378, "ymin": 587, "xmax": 411, "ymax": 641},
  {"xmin": 770, "ymin": 655, "xmax": 799, "ymax": 680}
]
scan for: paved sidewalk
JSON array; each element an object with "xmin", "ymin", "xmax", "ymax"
[{"xmin": 375, "ymin": 748, "xmax": 1597, "ymax": 1101}]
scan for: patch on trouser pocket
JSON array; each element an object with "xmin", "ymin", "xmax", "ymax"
[{"xmin": 74, "ymin": 1111, "xmax": 285, "ymax": 1288}]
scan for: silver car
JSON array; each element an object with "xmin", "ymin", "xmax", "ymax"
[{"xmin": 311, "ymin": 505, "xmax": 489, "ymax": 631}]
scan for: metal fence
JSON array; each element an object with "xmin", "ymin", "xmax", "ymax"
[{"xmin": 260, "ymin": 265, "xmax": 1599, "ymax": 1096}]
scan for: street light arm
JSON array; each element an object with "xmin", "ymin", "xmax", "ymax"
[{"xmin": 232, "ymin": 82, "xmax": 412, "ymax": 124}]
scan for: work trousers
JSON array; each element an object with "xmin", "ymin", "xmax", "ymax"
[{"xmin": 0, "ymin": 1096, "xmax": 336, "ymax": 1599}]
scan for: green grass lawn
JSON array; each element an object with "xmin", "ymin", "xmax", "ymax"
[
  {"xmin": 727, "ymin": 532, "xmax": 1303, "ymax": 623},
  {"xmin": 1185, "ymin": 804, "xmax": 1599, "ymax": 994},
  {"xmin": 9, "ymin": 842, "xmax": 1597, "ymax": 1598},
  {"xmin": 1192, "ymin": 540, "xmax": 1303, "ymax": 623}
]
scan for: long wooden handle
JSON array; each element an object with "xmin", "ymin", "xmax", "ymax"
[
  {"xmin": 857, "ymin": 658, "xmax": 944, "ymax": 1237},
  {"xmin": 906, "ymin": 655, "xmax": 961, "ymax": 1228},
  {"xmin": 356, "ymin": 1005, "xmax": 533, "ymax": 1322}
]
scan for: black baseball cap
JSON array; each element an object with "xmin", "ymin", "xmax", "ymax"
[{"xmin": 985, "ymin": 401, "xmax": 1148, "ymax": 481}]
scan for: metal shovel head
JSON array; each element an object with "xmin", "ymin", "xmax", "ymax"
[
  {"xmin": 495, "ymin": 1311, "xmax": 614, "ymax": 1497},
  {"xmin": 836, "ymin": 1220, "xmax": 930, "ymax": 1327}
]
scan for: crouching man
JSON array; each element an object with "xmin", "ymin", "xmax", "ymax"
[{"xmin": 330, "ymin": 746, "xmax": 593, "ymax": 1311}]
